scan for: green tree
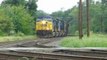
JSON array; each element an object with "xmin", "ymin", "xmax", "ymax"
[
  {"xmin": 0, "ymin": 6, "xmax": 34, "ymax": 35},
  {"xmin": 36, "ymin": 10, "xmax": 49, "ymax": 18},
  {"xmin": 11, "ymin": 6, "xmax": 34, "ymax": 35},
  {"xmin": 1, "ymin": 0, "xmax": 26, "ymax": 6},
  {"xmin": 51, "ymin": 11, "xmax": 64, "ymax": 19},
  {"xmin": 101, "ymin": 0, "xmax": 107, "ymax": 32},
  {"xmin": 27, "ymin": 0, "xmax": 38, "ymax": 20},
  {"xmin": 1, "ymin": 0, "xmax": 38, "ymax": 20},
  {"xmin": 1, "ymin": 0, "xmax": 38, "ymax": 35},
  {"xmin": 0, "ymin": 7, "xmax": 14, "ymax": 35}
]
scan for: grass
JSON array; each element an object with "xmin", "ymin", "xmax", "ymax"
[
  {"xmin": 60, "ymin": 34, "xmax": 107, "ymax": 48},
  {"xmin": 0, "ymin": 35, "xmax": 37, "ymax": 43}
]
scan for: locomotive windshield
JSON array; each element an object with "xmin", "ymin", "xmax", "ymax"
[{"xmin": 37, "ymin": 16, "xmax": 53, "ymax": 21}]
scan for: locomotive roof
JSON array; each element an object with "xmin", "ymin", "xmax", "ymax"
[
  {"xmin": 37, "ymin": 18, "xmax": 53, "ymax": 21},
  {"xmin": 37, "ymin": 16, "xmax": 53, "ymax": 21}
]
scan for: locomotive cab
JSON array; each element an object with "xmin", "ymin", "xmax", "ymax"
[{"xmin": 36, "ymin": 17, "xmax": 53, "ymax": 37}]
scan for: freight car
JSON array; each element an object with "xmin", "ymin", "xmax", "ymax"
[{"xmin": 36, "ymin": 17, "xmax": 68, "ymax": 37}]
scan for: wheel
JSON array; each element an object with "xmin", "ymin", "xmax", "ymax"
[
  {"xmin": 56, "ymin": 32, "xmax": 59, "ymax": 37},
  {"xmin": 52, "ymin": 32, "xmax": 56, "ymax": 37},
  {"xmin": 60, "ymin": 31, "xmax": 63, "ymax": 37},
  {"xmin": 58, "ymin": 32, "xmax": 61, "ymax": 37},
  {"xmin": 54, "ymin": 32, "xmax": 56, "ymax": 37},
  {"xmin": 61, "ymin": 32, "xmax": 64, "ymax": 37}
]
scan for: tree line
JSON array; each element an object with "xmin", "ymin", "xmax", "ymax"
[
  {"xmin": 0, "ymin": 0, "xmax": 37, "ymax": 36},
  {"xmin": 51, "ymin": 0, "xmax": 107, "ymax": 35}
]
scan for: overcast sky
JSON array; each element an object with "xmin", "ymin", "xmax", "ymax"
[
  {"xmin": 0, "ymin": 0, "xmax": 99, "ymax": 14},
  {"xmin": 37, "ymin": 0, "xmax": 79, "ymax": 14}
]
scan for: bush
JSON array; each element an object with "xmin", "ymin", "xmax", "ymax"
[{"xmin": 15, "ymin": 32, "xmax": 25, "ymax": 36}]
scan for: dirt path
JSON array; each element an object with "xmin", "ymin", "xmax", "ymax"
[
  {"xmin": 44, "ymin": 40, "xmax": 61, "ymax": 47},
  {"xmin": 0, "ymin": 37, "xmax": 63, "ymax": 48},
  {"xmin": 0, "ymin": 39, "xmax": 37, "ymax": 48}
]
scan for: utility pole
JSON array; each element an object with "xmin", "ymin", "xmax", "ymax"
[
  {"xmin": 86, "ymin": 0, "xmax": 90, "ymax": 37},
  {"xmin": 78, "ymin": 0, "xmax": 83, "ymax": 39}
]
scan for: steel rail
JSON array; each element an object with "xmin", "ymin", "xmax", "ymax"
[
  {"xmin": 0, "ymin": 51, "xmax": 107, "ymax": 60},
  {"xmin": 53, "ymin": 50, "xmax": 107, "ymax": 57}
]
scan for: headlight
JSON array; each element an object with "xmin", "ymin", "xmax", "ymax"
[
  {"xmin": 47, "ymin": 28, "xmax": 49, "ymax": 30},
  {"xmin": 42, "ymin": 21, "xmax": 46, "ymax": 24}
]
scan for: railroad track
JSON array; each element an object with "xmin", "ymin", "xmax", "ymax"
[
  {"xmin": 0, "ymin": 35, "xmax": 76, "ymax": 48},
  {"xmin": 0, "ymin": 49, "xmax": 107, "ymax": 60},
  {"xmin": 16, "ymin": 35, "xmax": 76, "ymax": 48},
  {"xmin": 53, "ymin": 49, "xmax": 107, "ymax": 57},
  {"xmin": 15, "ymin": 37, "xmax": 62, "ymax": 48}
]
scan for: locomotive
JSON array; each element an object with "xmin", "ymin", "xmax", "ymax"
[{"xmin": 36, "ymin": 16, "xmax": 68, "ymax": 37}]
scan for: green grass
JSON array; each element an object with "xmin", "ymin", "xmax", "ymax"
[
  {"xmin": 0, "ymin": 35, "xmax": 37, "ymax": 42},
  {"xmin": 60, "ymin": 34, "xmax": 107, "ymax": 48}
]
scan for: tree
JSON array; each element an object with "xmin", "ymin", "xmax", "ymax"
[
  {"xmin": 27, "ymin": 0, "xmax": 38, "ymax": 20},
  {"xmin": 1, "ymin": 0, "xmax": 26, "ymax": 6},
  {"xmin": 36, "ymin": 10, "xmax": 49, "ymax": 18},
  {"xmin": 101, "ymin": 0, "xmax": 107, "ymax": 32},
  {"xmin": 0, "ymin": 6, "xmax": 34, "ymax": 35},
  {"xmin": 10, "ymin": 6, "xmax": 34, "ymax": 35},
  {"xmin": 1, "ymin": 0, "xmax": 38, "ymax": 20},
  {"xmin": 51, "ymin": 11, "xmax": 64, "ymax": 19},
  {"xmin": 0, "ymin": 0, "xmax": 38, "ymax": 35},
  {"xmin": 0, "ymin": 6, "xmax": 14, "ymax": 35}
]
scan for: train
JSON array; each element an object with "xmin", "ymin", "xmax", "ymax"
[{"xmin": 36, "ymin": 16, "xmax": 69, "ymax": 37}]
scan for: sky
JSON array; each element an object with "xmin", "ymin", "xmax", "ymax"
[
  {"xmin": 0, "ymin": 0, "xmax": 3, "ymax": 4},
  {"xmin": 37, "ymin": 0, "xmax": 79, "ymax": 14},
  {"xmin": 0, "ymin": 0, "xmax": 99, "ymax": 14}
]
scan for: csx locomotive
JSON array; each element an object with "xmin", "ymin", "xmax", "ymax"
[{"xmin": 36, "ymin": 17, "xmax": 68, "ymax": 37}]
